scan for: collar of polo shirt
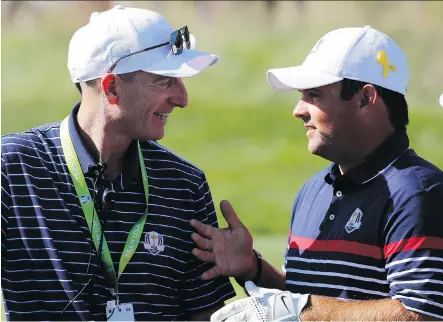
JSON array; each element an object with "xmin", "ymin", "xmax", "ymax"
[
  {"xmin": 68, "ymin": 102, "xmax": 141, "ymax": 182},
  {"xmin": 324, "ymin": 130, "xmax": 410, "ymax": 186}
]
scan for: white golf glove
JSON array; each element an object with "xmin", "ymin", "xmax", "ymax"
[{"xmin": 211, "ymin": 281, "xmax": 310, "ymax": 321}]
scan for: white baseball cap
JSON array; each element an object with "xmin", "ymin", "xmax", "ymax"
[
  {"xmin": 68, "ymin": 5, "xmax": 219, "ymax": 83},
  {"xmin": 266, "ymin": 25, "xmax": 409, "ymax": 95}
]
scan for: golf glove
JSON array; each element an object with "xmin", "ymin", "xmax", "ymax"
[{"xmin": 211, "ymin": 281, "xmax": 310, "ymax": 321}]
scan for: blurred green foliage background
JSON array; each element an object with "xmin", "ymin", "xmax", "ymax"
[{"xmin": 2, "ymin": 0, "xmax": 443, "ymax": 305}]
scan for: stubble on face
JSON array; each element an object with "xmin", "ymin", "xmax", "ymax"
[{"xmin": 299, "ymin": 83, "xmax": 358, "ymax": 163}]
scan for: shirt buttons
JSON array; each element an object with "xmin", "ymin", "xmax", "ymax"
[
  {"xmin": 329, "ymin": 214, "xmax": 335, "ymax": 220},
  {"xmin": 336, "ymin": 191, "xmax": 343, "ymax": 197}
]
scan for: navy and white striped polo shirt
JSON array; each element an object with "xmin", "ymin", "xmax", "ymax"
[
  {"xmin": 1, "ymin": 103, "xmax": 235, "ymax": 321},
  {"xmin": 285, "ymin": 130, "xmax": 443, "ymax": 319}
]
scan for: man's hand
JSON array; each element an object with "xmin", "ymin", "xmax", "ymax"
[
  {"xmin": 190, "ymin": 200, "xmax": 256, "ymax": 280},
  {"xmin": 210, "ymin": 281, "xmax": 310, "ymax": 322}
]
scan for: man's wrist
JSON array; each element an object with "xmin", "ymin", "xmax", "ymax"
[
  {"xmin": 235, "ymin": 249, "xmax": 261, "ymax": 286},
  {"xmin": 299, "ymin": 294, "xmax": 314, "ymax": 321},
  {"xmin": 251, "ymin": 249, "xmax": 262, "ymax": 283}
]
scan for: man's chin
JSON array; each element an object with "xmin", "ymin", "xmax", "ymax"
[
  {"xmin": 150, "ymin": 134, "xmax": 165, "ymax": 141},
  {"xmin": 307, "ymin": 141, "xmax": 319, "ymax": 154},
  {"xmin": 137, "ymin": 132, "xmax": 164, "ymax": 142},
  {"xmin": 308, "ymin": 142, "xmax": 326, "ymax": 158},
  {"xmin": 309, "ymin": 145, "xmax": 335, "ymax": 164}
]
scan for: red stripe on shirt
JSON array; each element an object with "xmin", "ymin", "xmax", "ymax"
[
  {"xmin": 289, "ymin": 236, "xmax": 383, "ymax": 259},
  {"xmin": 384, "ymin": 236, "xmax": 443, "ymax": 258}
]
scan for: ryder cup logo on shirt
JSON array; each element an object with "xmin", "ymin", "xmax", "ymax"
[
  {"xmin": 80, "ymin": 194, "xmax": 91, "ymax": 204},
  {"xmin": 144, "ymin": 231, "xmax": 165, "ymax": 255},
  {"xmin": 345, "ymin": 208, "xmax": 364, "ymax": 233}
]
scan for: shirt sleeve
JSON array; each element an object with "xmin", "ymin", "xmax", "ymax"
[
  {"xmin": 1, "ymin": 156, "xmax": 11, "ymax": 267},
  {"xmin": 1, "ymin": 156, "xmax": 11, "ymax": 320},
  {"xmin": 384, "ymin": 185, "xmax": 443, "ymax": 319},
  {"xmin": 179, "ymin": 173, "xmax": 236, "ymax": 313}
]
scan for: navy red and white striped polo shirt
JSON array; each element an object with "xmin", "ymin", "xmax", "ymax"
[
  {"xmin": 285, "ymin": 130, "xmax": 443, "ymax": 319},
  {"xmin": 1, "ymin": 102, "xmax": 235, "ymax": 321}
]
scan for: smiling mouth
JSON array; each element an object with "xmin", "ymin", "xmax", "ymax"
[
  {"xmin": 306, "ymin": 126, "xmax": 316, "ymax": 137},
  {"xmin": 304, "ymin": 123, "xmax": 316, "ymax": 129},
  {"xmin": 154, "ymin": 112, "xmax": 169, "ymax": 121}
]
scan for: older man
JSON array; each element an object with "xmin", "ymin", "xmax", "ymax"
[
  {"xmin": 191, "ymin": 25, "xmax": 443, "ymax": 321},
  {"xmin": 1, "ymin": 6, "xmax": 235, "ymax": 321}
]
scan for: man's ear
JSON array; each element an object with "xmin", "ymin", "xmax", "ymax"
[
  {"xmin": 360, "ymin": 84, "xmax": 378, "ymax": 108},
  {"xmin": 101, "ymin": 73, "xmax": 118, "ymax": 105}
]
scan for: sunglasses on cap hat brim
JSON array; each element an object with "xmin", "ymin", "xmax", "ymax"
[
  {"xmin": 75, "ymin": 26, "xmax": 192, "ymax": 93},
  {"xmin": 106, "ymin": 25, "xmax": 191, "ymax": 74}
]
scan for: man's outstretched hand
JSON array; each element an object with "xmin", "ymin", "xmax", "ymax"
[{"xmin": 190, "ymin": 200, "xmax": 256, "ymax": 281}]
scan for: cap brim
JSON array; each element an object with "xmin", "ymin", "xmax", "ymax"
[
  {"xmin": 266, "ymin": 66, "xmax": 343, "ymax": 92},
  {"xmin": 143, "ymin": 49, "xmax": 218, "ymax": 78}
]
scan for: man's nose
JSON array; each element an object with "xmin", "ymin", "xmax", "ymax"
[
  {"xmin": 168, "ymin": 78, "xmax": 188, "ymax": 108},
  {"xmin": 293, "ymin": 100, "xmax": 308, "ymax": 119}
]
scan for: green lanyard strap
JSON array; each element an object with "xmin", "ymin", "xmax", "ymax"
[{"xmin": 60, "ymin": 116, "xmax": 148, "ymax": 292}]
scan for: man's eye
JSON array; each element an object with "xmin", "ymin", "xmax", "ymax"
[{"xmin": 308, "ymin": 93, "xmax": 320, "ymax": 98}]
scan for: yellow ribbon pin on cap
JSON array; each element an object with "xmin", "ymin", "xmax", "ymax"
[{"xmin": 377, "ymin": 51, "xmax": 396, "ymax": 77}]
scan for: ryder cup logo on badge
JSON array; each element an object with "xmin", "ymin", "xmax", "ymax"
[
  {"xmin": 80, "ymin": 194, "xmax": 90, "ymax": 204},
  {"xmin": 144, "ymin": 231, "xmax": 165, "ymax": 255},
  {"xmin": 345, "ymin": 208, "xmax": 363, "ymax": 233}
]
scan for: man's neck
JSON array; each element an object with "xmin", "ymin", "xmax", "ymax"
[
  {"xmin": 338, "ymin": 127, "xmax": 396, "ymax": 175},
  {"xmin": 77, "ymin": 101, "xmax": 132, "ymax": 181}
]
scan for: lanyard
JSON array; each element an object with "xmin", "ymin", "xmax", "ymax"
[{"xmin": 60, "ymin": 116, "xmax": 148, "ymax": 293}]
